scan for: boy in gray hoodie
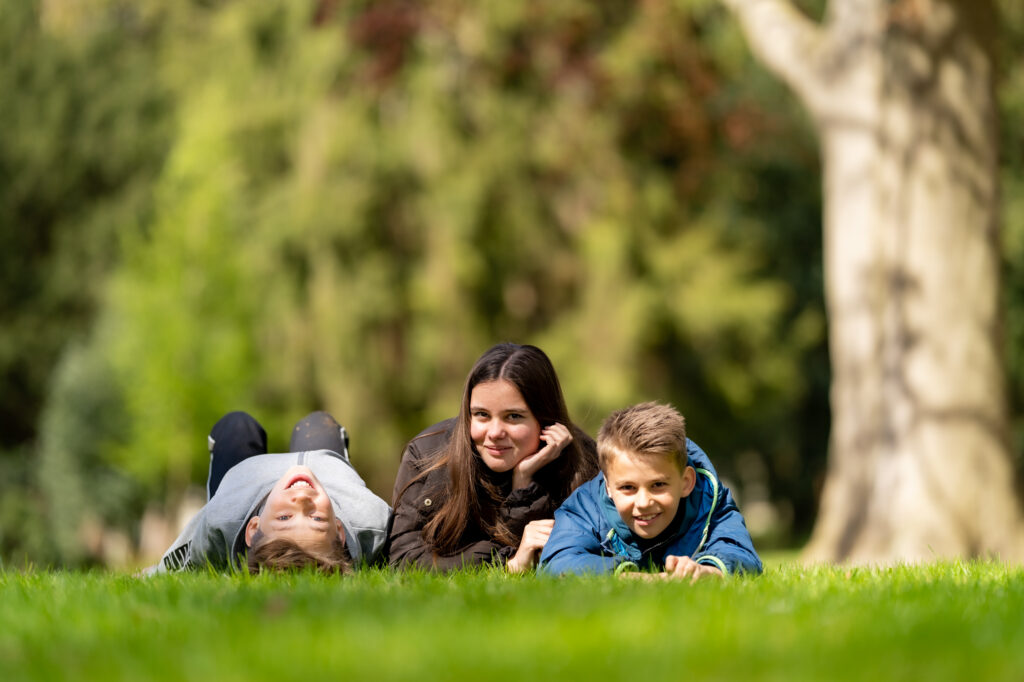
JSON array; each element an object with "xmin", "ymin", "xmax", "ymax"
[{"xmin": 150, "ymin": 411, "xmax": 391, "ymax": 574}]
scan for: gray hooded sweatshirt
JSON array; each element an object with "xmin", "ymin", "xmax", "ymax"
[{"xmin": 151, "ymin": 449, "xmax": 391, "ymax": 572}]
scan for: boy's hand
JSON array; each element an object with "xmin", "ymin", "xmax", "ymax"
[
  {"xmin": 512, "ymin": 423, "xmax": 572, "ymax": 490},
  {"xmin": 664, "ymin": 555, "xmax": 723, "ymax": 583},
  {"xmin": 506, "ymin": 519, "xmax": 554, "ymax": 573}
]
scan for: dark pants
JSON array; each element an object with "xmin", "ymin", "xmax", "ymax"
[{"xmin": 206, "ymin": 411, "xmax": 350, "ymax": 500}]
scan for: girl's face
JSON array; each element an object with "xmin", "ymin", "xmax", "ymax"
[{"xmin": 469, "ymin": 379, "xmax": 543, "ymax": 473}]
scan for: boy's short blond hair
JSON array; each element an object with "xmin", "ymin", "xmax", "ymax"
[{"xmin": 597, "ymin": 402, "xmax": 687, "ymax": 472}]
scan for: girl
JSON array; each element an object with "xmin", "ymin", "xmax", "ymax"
[{"xmin": 388, "ymin": 343, "xmax": 598, "ymax": 572}]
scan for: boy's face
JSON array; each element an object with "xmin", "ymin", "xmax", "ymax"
[
  {"xmin": 244, "ymin": 465, "xmax": 345, "ymax": 552},
  {"xmin": 604, "ymin": 449, "xmax": 696, "ymax": 540}
]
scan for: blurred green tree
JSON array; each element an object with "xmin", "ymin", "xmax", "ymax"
[
  {"xmin": 34, "ymin": 0, "xmax": 827, "ymax": 563},
  {"xmin": 0, "ymin": 0, "xmax": 171, "ymax": 563}
]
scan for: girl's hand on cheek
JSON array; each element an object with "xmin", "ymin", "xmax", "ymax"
[{"xmin": 512, "ymin": 423, "xmax": 572, "ymax": 490}]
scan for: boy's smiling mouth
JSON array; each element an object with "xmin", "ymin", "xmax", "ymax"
[{"xmin": 285, "ymin": 476, "xmax": 315, "ymax": 490}]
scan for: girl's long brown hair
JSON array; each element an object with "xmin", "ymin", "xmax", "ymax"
[{"xmin": 418, "ymin": 343, "xmax": 597, "ymax": 554}]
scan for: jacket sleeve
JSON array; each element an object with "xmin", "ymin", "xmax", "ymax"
[
  {"xmin": 149, "ymin": 508, "xmax": 225, "ymax": 574},
  {"xmin": 692, "ymin": 485, "xmax": 763, "ymax": 576},
  {"xmin": 539, "ymin": 493, "xmax": 620, "ymax": 576},
  {"xmin": 340, "ymin": 486, "xmax": 393, "ymax": 566},
  {"xmin": 387, "ymin": 441, "xmax": 440, "ymax": 569},
  {"xmin": 387, "ymin": 440, "xmax": 504, "ymax": 571},
  {"xmin": 497, "ymin": 481, "xmax": 556, "ymax": 537}
]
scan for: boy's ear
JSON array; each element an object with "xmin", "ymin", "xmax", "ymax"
[
  {"xmin": 681, "ymin": 466, "xmax": 697, "ymax": 497},
  {"xmin": 244, "ymin": 516, "xmax": 260, "ymax": 547},
  {"xmin": 335, "ymin": 518, "xmax": 346, "ymax": 544}
]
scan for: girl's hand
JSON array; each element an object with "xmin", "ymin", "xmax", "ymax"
[
  {"xmin": 512, "ymin": 423, "xmax": 572, "ymax": 490},
  {"xmin": 505, "ymin": 519, "xmax": 554, "ymax": 573},
  {"xmin": 663, "ymin": 555, "xmax": 723, "ymax": 583}
]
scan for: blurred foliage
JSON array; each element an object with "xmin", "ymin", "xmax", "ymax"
[
  {"xmin": 0, "ymin": 0, "xmax": 168, "ymax": 449},
  {"xmin": 0, "ymin": 0, "xmax": 1019, "ymax": 565},
  {"xmin": 0, "ymin": 0, "xmax": 172, "ymax": 563}
]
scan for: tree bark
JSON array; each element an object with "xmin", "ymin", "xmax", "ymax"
[{"xmin": 723, "ymin": 0, "xmax": 1024, "ymax": 562}]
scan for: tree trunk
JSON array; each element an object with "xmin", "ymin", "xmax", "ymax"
[{"xmin": 723, "ymin": 0, "xmax": 1024, "ymax": 562}]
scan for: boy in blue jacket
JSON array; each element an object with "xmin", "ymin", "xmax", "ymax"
[{"xmin": 539, "ymin": 402, "xmax": 762, "ymax": 580}]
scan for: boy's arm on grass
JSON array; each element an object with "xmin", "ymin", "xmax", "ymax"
[
  {"xmin": 693, "ymin": 487, "xmax": 763, "ymax": 575},
  {"xmin": 538, "ymin": 505, "xmax": 620, "ymax": 576},
  {"xmin": 685, "ymin": 440, "xmax": 761, "ymax": 575},
  {"xmin": 339, "ymin": 484, "xmax": 393, "ymax": 566},
  {"xmin": 148, "ymin": 511, "xmax": 212, "ymax": 574}
]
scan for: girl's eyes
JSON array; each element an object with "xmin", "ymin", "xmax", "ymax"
[
  {"xmin": 472, "ymin": 410, "xmax": 528, "ymax": 421},
  {"xmin": 276, "ymin": 515, "xmax": 291, "ymax": 521},
  {"xmin": 312, "ymin": 515, "xmax": 326, "ymax": 522}
]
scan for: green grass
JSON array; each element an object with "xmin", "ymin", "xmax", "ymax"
[{"xmin": 1, "ymin": 559, "xmax": 1022, "ymax": 681}]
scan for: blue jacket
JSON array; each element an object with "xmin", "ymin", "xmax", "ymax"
[{"xmin": 539, "ymin": 440, "xmax": 762, "ymax": 576}]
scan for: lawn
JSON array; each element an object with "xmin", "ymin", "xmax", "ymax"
[{"xmin": 0, "ymin": 557, "xmax": 1021, "ymax": 681}]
